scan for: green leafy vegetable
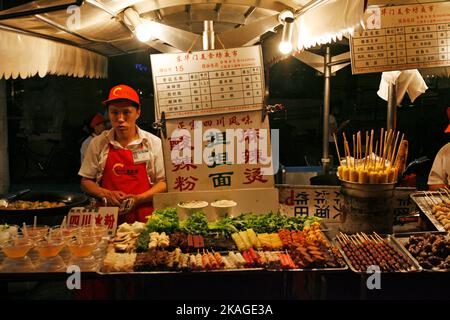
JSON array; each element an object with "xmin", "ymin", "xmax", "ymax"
[
  {"xmin": 146, "ymin": 207, "xmax": 179, "ymax": 234},
  {"xmin": 208, "ymin": 216, "xmax": 239, "ymax": 237},
  {"xmin": 180, "ymin": 211, "xmax": 209, "ymax": 235},
  {"xmin": 135, "ymin": 231, "xmax": 149, "ymax": 253}
]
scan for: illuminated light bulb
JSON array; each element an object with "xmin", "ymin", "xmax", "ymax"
[
  {"xmin": 279, "ymin": 41, "xmax": 293, "ymax": 54},
  {"xmin": 135, "ymin": 21, "xmax": 153, "ymax": 42}
]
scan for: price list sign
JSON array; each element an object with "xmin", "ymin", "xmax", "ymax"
[
  {"xmin": 150, "ymin": 46, "xmax": 265, "ymax": 120},
  {"xmin": 350, "ymin": 2, "xmax": 450, "ymax": 74}
]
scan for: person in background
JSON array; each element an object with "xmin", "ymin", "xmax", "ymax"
[
  {"xmin": 80, "ymin": 113, "xmax": 106, "ymax": 163},
  {"xmin": 328, "ymin": 106, "xmax": 339, "ymax": 166},
  {"xmin": 78, "ymin": 84, "xmax": 167, "ymax": 223},
  {"xmin": 428, "ymin": 107, "xmax": 450, "ymax": 190}
]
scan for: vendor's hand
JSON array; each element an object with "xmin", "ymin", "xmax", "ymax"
[
  {"xmin": 124, "ymin": 194, "xmax": 144, "ymax": 211},
  {"xmin": 102, "ymin": 190, "xmax": 127, "ymax": 206}
]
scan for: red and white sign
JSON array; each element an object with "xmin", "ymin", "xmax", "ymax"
[{"xmin": 67, "ymin": 207, "xmax": 119, "ymax": 235}]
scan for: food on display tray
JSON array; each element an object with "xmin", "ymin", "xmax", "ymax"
[{"xmin": 334, "ymin": 129, "xmax": 407, "ymax": 184}]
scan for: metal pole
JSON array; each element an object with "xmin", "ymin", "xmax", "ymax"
[
  {"xmin": 322, "ymin": 46, "xmax": 331, "ymax": 175},
  {"xmin": 0, "ymin": 79, "xmax": 9, "ymax": 193},
  {"xmin": 202, "ymin": 20, "xmax": 215, "ymax": 50},
  {"xmin": 387, "ymin": 82, "xmax": 397, "ymax": 131}
]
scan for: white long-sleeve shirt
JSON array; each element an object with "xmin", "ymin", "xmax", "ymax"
[{"xmin": 428, "ymin": 142, "xmax": 450, "ymax": 186}]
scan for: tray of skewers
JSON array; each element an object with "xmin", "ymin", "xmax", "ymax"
[
  {"xmin": 334, "ymin": 232, "xmax": 422, "ymax": 274},
  {"xmin": 410, "ymin": 190, "xmax": 450, "ymax": 233},
  {"xmin": 394, "ymin": 233, "xmax": 450, "ymax": 272}
]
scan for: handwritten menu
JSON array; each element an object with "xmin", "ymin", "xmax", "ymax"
[
  {"xmin": 150, "ymin": 46, "xmax": 265, "ymax": 120},
  {"xmin": 67, "ymin": 207, "xmax": 119, "ymax": 235},
  {"xmin": 277, "ymin": 185, "xmax": 416, "ymax": 221},
  {"xmin": 350, "ymin": 2, "xmax": 450, "ymax": 74},
  {"xmin": 163, "ymin": 110, "xmax": 275, "ymax": 192}
]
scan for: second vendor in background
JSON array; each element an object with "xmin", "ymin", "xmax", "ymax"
[{"xmin": 79, "ymin": 84, "xmax": 167, "ymax": 223}]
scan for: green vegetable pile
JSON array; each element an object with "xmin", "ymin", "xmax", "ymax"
[
  {"xmin": 230, "ymin": 212, "xmax": 320, "ymax": 233},
  {"xmin": 135, "ymin": 231, "xmax": 149, "ymax": 253},
  {"xmin": 180, "ymin": 211, "xmax": 209, "ymax": 235},
  {"xmin": 208, "ymin": 216, "xmax": 239, "ymax": 237},
  {"xmin": 146, "ymin": 207, "xmax": 179, "ymax": 234}
]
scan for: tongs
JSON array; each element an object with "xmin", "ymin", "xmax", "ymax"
[{"xmin": 0, "ymin": 189, "xmax": 31, "ymax": 208}]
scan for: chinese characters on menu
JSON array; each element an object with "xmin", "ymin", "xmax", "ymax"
[
  {"xmin": 350, "ymin": 2, "xmax": 450, "ymax": 74},
  {"xmin": 151, "ymin": 46, "xmax": 265, "ymax": 119}
]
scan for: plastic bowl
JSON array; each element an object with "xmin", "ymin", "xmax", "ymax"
[
  {"xmin": 210, "ymin": 200, "xmax": 237, "ymax": 218},
  {"xmin": 2, "ymin": 237, "xmax": 34, "ymax": 258},
  {"xmin": 35, "ymin": 238, "xmax": 66, "ymax": 257},
  {"xmin": 68, "ymin": 237, "xmax": 98, "ymax": 257}
]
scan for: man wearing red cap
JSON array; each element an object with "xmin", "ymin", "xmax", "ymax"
[
  {"xmin": 80, "ymin": 113, "xmax": 107, "ymax": 162},
  {"xmin": 79, "ymin": 84, "xmax": 166, "ymax": 223},
  {"xmin": 428, "ymin": 107, "xmax": 450, "ymax": 190}
]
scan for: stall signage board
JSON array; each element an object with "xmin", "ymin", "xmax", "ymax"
[
  {"xmin": 67, "ymin": 207, "xmax": 119, "ymax": 235},
  {"xmin": 150, "ymin": 46, "xmax": 265, "ymax": 120},
  {"xmin": 163, "ymin": 110, "xmax": 275, "ymax": 192},
  {"xmin": 350, "ymin": 2, "xmax": 450, "ymax": 74},
  {"xmin": 277, "ymin": 185, "xmax": 416, "ymax": 221}
]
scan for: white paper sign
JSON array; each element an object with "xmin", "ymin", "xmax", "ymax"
[
  {"xmin": 67, "ymin": 207, "xmax": 119, "ymax": 235},
  {"xmin": 150, "ymin": 45, "xmax": 265, "ymax": 120}
]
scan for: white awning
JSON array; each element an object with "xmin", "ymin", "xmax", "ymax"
[
  {"xmin": 0, "ymin": 29, "xmax": 107, "ymax": 79},
  {"xmin": 296, "ymin": 0, "xmax": 365, "ymax": 50}
]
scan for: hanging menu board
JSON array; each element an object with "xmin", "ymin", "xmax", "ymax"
[
  {"xmin": 350, "ymin": 2, "xmax": 450, "ymax": 74},
  {"xmin": 150, "ymin": 46, "xmax": 265, "ymax": 120},
  {"xmin": 162, "ymin": 110, "xmax": 275, "ymax": 192}
]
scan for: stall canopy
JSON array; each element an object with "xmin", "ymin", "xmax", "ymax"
[{"xmin": 0, "ymin": 0, "xmax": 367, "ymax": 80}]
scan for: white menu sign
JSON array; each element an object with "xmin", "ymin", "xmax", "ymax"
[
  {"xmin": 150, "ymin": 46, "xmax": 265, "ymax": 120},
  {"xmin": 350, "ymin": 2, "xmax": 450, "ymax": 74}
]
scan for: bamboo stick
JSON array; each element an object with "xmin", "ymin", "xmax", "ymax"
[{"xmin": 333, "ymin": 133, "xmax": 342, "ymax": 165}]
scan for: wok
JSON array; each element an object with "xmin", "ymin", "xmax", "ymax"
[{"xmin": 0, "ymin": 191, "xmax": 88, "ymax": 226}]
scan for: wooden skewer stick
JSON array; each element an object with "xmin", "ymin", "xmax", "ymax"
[
  {"xmin": 369, "ymin": 130, "xmax": 374, "ymax": 169},
  {"xmin": 345, "ymin": 141, "xmax": 351, "ymax": 168},
  {"xmin": 389, "ymin": 131, "xmax": 400, "ymax": 165},
  {"xmin": 353, "ymin": 134, "xmax": 356, "ymax": 169},
  {"xmin": 373, "ymin": 232, "xmax": 384, "ymax": 243},
  {"xmin": 333, "ymin": 133, "xmax": 342, "ymax": 165},
  {"xmin": 373, "ymin": 140, "xmax": 378, "ymax": 170},
  {"xmin": 364, "ymin": 131, "xmax": 369, "ymax": 170},
  {"xmin": 379, "ymin": 128, "xmax": 384, "ymax": 166}
]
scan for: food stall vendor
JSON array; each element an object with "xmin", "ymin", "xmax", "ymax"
[{"xmin": 78, "ymin": 84, "xmax": 167, "ymax": 223}]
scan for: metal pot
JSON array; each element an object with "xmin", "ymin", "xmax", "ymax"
[
  {"xmin": 0, "ymin": 191, "xmax": 88, "ymax": 226},
  {"xmin": 340, "ymin": 180, "xmax": 396, "ymax": 234}
]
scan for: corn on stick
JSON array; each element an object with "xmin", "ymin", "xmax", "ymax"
[{"xmin": 393, "ymin": 133, "xmax": 405, "ymax": 166}]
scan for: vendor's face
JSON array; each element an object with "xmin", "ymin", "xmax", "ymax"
[{"xmin": 108, "ymin": 100, "xmax": 140, "ymax": 135}]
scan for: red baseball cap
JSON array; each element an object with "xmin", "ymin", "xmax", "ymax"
[
  {"xmin": 103, "ymin": 84, "xmax": 140, "ymax": 107},
  {"xmin": 445, "ymin": 107, "xmax": 450, "ymax": 133},
  {"xmin": 89, "ymin": 113, "xmax": 105, "ymax": 129}
]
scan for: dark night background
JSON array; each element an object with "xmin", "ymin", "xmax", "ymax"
[{"xmin": 3, "ymin": 0, "xmax": 450, "ymax": 189}]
